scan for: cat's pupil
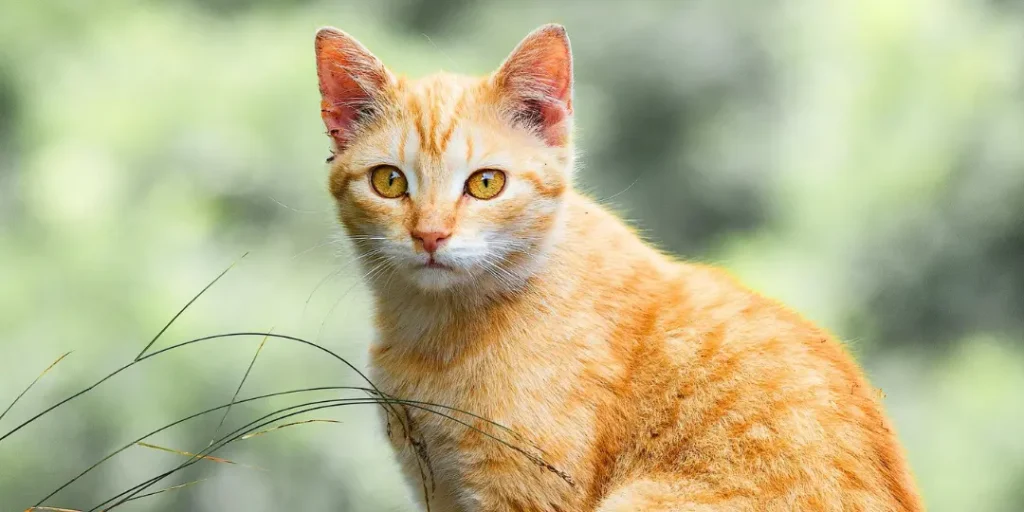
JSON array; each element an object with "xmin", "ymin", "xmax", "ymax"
[{"xmin": 388, "ymin": 172, "xmax": 397, "ymax": 186}]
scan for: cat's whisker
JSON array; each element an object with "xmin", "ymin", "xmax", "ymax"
[
  {"xmin": 478, "ymin": 262, "xmax": 505, "ymax": 286},
  {"xmin": 290, "ymin": 239, "xmax": 336, "ymax": 261},
  {"xmin": 484, "ymin": 256, "xmax": 518, "ymax": 283},
  {"xmin": 302, "ymin": 249, "xmax": 387, "ymax": 316},
  {"xmin": 315, "ymin": 260, "xmax": 389, "ymax": 343},
  {"xmin": 303, "ymin": 268, "xmax": 345, "ymax": 314},
  {"xmin": 378, "ymin": 264, "xmax": 401, "ymax": 292},
  {"xmin": 346, "ymin": 248, "xmax": 388, "ymax": 267},
  {"xmin": 369, "ymin": 269, "xmax": 399, "ymax": 298},
  {"xmin": 339, "ymin": 235, "xmax": 389, "ymax": 241},
  {"xmin": 480, "ymin": 257, "xmax": 519, "ymax": 291}
]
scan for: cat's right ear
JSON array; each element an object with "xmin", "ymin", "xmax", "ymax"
[{"xmin": 315, "ymin": 28, "xmax": 393, "ymax": 150}]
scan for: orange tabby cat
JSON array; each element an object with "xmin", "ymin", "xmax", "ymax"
[{"xmin": 314, "ymin": 24, "xmax": 922, "ymax": 512}]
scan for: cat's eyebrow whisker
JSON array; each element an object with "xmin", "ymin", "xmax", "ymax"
[
  {"xmin": 268, "ymin": 196, "xmax": 325, "ymax": 214},
  {"xmin": 595, "ymin": 173, "xmax": 644, "ymax": 206}
]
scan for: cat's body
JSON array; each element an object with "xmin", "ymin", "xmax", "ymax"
[
  {"xmin": 314, "ymin": 24, "xmax": 922, "ymax": 512},
  {"xmin": 369, "ymin": 192, "xmax": 918, "ymax": 512}
]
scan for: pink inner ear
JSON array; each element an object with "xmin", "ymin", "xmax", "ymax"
[
  {"xmin": 537, "ymin": 98, "xmax": 571, "ymax": 147},
  {"xmin": 318, "ymin": 80, "xmax": 367, "ymax": 149},
  {"xmin": 315, "ymin": 30, "xmax": 386, "ymax": 150},
  {"xmin": 496, "ymin": 25, "xmax": 574, "ymax": 146}
]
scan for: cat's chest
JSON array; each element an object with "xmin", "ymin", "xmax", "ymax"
[
  {"xmin": 368, "ymin": 328, "xmax": 605, "ymax": 511},
  {"xmin": 369, "ymin": 334, "xmax": 541, "ymax": 438},
  {"xmin": 369, "ymin": 316, "xmax": 563, "ymax": 418}
]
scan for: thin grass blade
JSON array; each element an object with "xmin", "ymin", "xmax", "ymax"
[
  {"xmin": 96, "ymin": 399, "xmax": 384, "ymax": 511},
  {"xmin": 210, "ymin": 331, "xmax": 270, "ymax": 444},
  {"xmin": 240, "ymin": 418, "xmax": 343, "ymax": 440},
  {"xmin": 135, "ymin": 442, "xmax": 264, "ymax": 471},
  {"xmin": 122, "ymin": 478, "xmax": 207, "ymax": 502},
  {"xmin": 135, "ymin": 252, "xmax": 248, "ymax": 361},
  {"xmin": 1, "ymin": 351, "xmax": 72, "ymax": 424}
]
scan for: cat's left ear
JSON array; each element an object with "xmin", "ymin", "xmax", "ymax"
[{"xmin": 493, "ymin": 24, "xmax": 574, "ymax": 147}]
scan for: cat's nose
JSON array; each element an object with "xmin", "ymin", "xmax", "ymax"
[{"xmin": 411, "ymin": 230, "xmax": 451, "ymax": 254}]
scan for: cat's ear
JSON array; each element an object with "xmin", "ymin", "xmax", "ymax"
[
  {"xmin": 315, "ymin": 28, "xmax": 393, "ymax": 150},
  {"xmin": 493, "ymin": 24, "xmax": 574, "ymax": 147}
]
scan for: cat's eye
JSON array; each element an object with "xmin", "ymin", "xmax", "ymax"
[
  {"xmin": 465, "ymin": 169, "xmax": 506, "ymax": 200},
  {"xmin": 370, "ymin": 165, "xmax": 408, "ymax": 198}
]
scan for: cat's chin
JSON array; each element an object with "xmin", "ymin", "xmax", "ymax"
[{"xmin": 406, "ymin": 265, "xmax": 474, "ymax": 292}]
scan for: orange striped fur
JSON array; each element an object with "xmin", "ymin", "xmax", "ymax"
[{"xmin": 315, "ymin": 24, "xmax": 922, "ymax": 512}]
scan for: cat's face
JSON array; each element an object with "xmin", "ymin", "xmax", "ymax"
[{"xmin": 315, "ymin": 25, "xmax": 574, "ymax": 292}]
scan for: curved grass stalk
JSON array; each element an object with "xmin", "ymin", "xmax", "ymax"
[
  {"xmin": 33, "ymin": 386, "xmax": 361, "ymax": 506},
  {"xmin": 35, "ymin": 384, "xmax": 569, "ymax": 509},
  {"xmin": 5, "ymin": 330, "xmax": 433, "ymax": 510},
  {"xmin": 95, "ymin": 397, "xmax": 573, "ymax": 512}
]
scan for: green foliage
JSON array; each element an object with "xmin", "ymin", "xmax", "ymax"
[{"xmin": 1, "ymin": 0, "xmax": 1021, "ymax": 510}]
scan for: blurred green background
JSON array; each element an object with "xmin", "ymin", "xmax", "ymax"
[{"xmin": 2, "ymin": 0, "xmax": 1022, "ymax": 510}]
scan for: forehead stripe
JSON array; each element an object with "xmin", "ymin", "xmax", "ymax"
[{"xmin": 436, "ymin": 116, "xmax": 459, "ymax": 156}]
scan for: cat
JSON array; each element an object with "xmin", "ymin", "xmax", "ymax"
[{"xmin": 314, "ymin": 23, "xmax": 923, "ymax": 512}]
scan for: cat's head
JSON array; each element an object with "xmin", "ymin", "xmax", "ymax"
[{"xmin": 315, "ymin": 25, "xmax": 575, "ymax": 292}]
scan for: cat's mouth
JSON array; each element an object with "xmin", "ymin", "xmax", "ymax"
[{"xmin": 422, "ymin": 257, "xmax": 452, "ymax": 270}]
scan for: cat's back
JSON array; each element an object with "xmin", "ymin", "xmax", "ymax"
[
  {"xmin": 520, "ymin": 194, "xmax": 919, "ymax": 509},
  {"xmin": 596, "ymin": 254, "xmax": 923, "ymax": 511}
]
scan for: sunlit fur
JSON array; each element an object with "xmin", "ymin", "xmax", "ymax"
[{"xmin": 316, "ymin": 24, "xmax": 922, "ymax": 512}]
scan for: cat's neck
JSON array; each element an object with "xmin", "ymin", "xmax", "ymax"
[{"xmin": 368, "ymin": 192, "xmax": 668, "ymax": 360}]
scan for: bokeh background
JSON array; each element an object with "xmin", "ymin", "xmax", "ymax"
[{"xmin": 2, "ymin": 0, "xmax": 1023, "ymax": 510}]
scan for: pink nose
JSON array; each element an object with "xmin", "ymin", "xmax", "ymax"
[{"xmin": 412, "ymin": 230, "xmax": 450, "ymax": 254}]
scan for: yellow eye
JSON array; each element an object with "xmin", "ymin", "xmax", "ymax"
[
  {"xmin": 465, "ymin": 169, "xmax": 506, "ymax": 200},
  {"xmin": 370, "ymin": 165, "xmax": 408, "ymax": 198}
]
